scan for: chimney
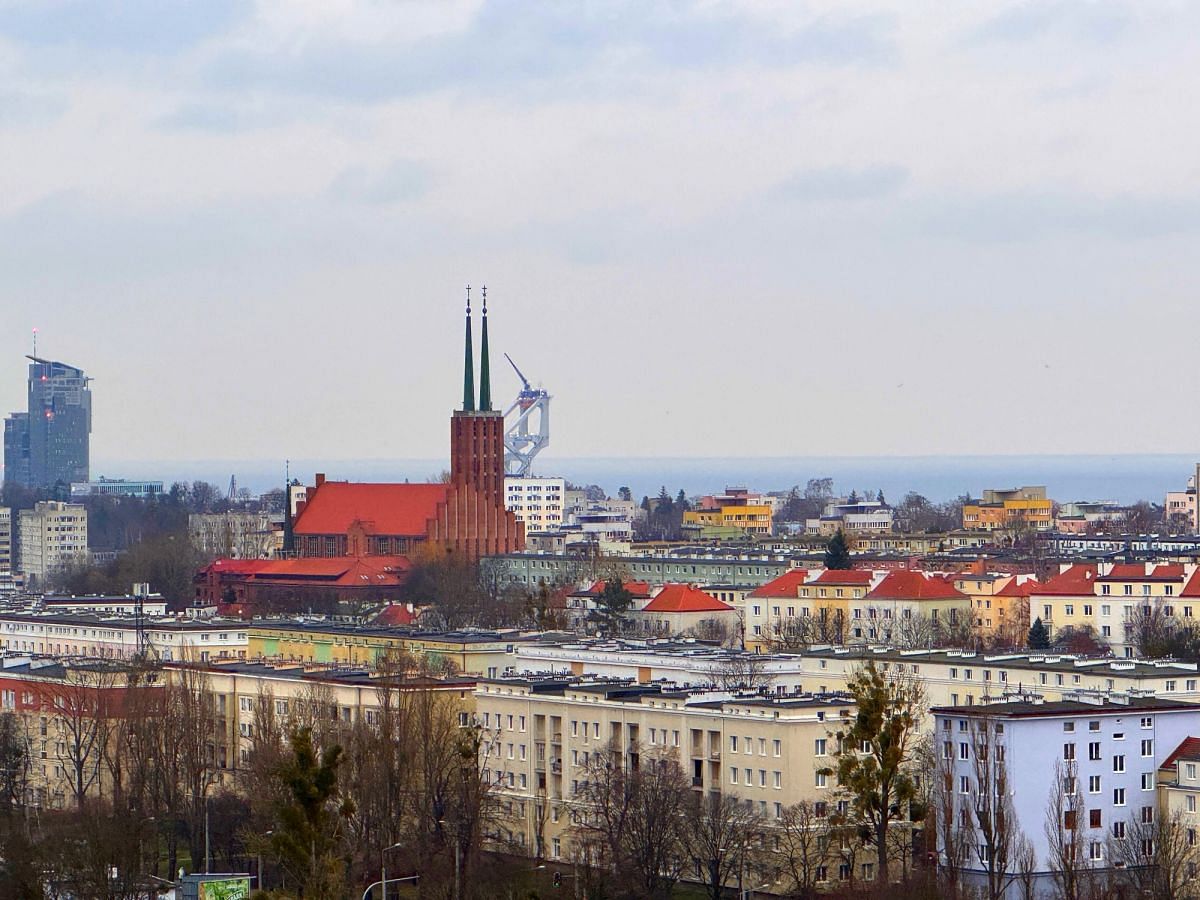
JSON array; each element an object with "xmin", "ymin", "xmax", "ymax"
[{"xmin": 315, "ymin": 473, "xmax": 326, "ymax": 487}]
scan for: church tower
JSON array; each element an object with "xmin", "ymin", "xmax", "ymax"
[{"xmin": 429, "ymin": 286, "xmax": 525, "ymax": 557}]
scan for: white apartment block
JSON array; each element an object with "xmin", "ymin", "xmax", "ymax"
[
  {"xmin": 505, "ymin": 476, "xmax": 566, "ymax": 531},
  {"xmin": 474, "ymin": 676, "xmax": 857, "ymax": 870},
  {"xmin": 189, "ymin": 511, "xmax": 279, "ymax": 559},
  {"xmin": 17, "ymin": 501, "xmax": 88, "ymax": 586},
  {"xmin": 0, "ymin": 611, "xmax": 248, "ymax": 661},
  {"xmin": 934, "ymin": 693, "xmax": 1200, "ymax": 898}
]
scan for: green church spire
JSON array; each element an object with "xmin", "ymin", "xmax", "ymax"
[
  {"xmin": 479, "ymin": 285, "xmax": 492, "ymax": 412},
  {"xmin": 462, "ymin": 285, "xmax": 475, "ymax": 412}
]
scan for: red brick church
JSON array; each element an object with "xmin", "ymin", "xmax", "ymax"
[{"xmin": 289, "ymin": 290, "xmax": 525, "ymax": 560}]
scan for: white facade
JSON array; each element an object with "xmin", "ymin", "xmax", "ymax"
[
  {"xmin": 934, "ymin": 694, "xmax": 1200, "ymax": 897},
  {"xmin": 189, "ymin": 512, "xmax": 278, "ymax": 559},
  {"xmin": 17, "ymin": 501, "xmax": 88, "ymax": 586},
  {"xmin": 504, "ymin": 476, "xmax": 565, "ymax": 531},
  {"xmin": 0, "ymin": 507, "xmax": 11, "ymax": 576},
  {"xmin": 0, "ymin": 611, "xmax": 247, "ymax": 661}
]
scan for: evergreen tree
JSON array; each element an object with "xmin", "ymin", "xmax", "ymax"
[
  {"xmin": 1027, "ymin": 617, "xmax": 1051, "ymax": 650},
  {"xmin": 877, "ymin": 489, "xmax": 886, "ymax": 507},
  {"xmin": 848, "ymin": 489, "xmax": 859, "ymax": 504},
  {"xmin": 824, "ymin": 529, "xmax": 853, "ymax": 570},
  {"xmin": 618, "ymin": 486, "xmax": 632, "ymax": 502},
  {"xmin": 590, "ymin": 578, "xmax": 634, "ymax": 635}
]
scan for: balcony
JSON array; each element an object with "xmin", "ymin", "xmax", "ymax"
[{"xmin": 708, "ymin": 749, "xmax": 721, "ymax": 760}]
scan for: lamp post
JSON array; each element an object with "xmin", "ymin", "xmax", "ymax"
[{"xmin": 380, "ymin": 842, "xmax": 403, "ymax": 900}]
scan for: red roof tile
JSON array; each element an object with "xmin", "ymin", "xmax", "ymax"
[
  {"xmin": 995, "ymin": 576, "xmax": 1041, "ymax": 597},
  {"xmin": 1097, "ymin": 563, "xmax": 1185, "ymax": 582},
  {"xmin": 642, "ymin": 584, "xmax": 732, "ymax": 614},
  {"xmin": 375, "ymin": 603, "xmax": 417, "ymax": 626},
  {"xmin": 866, "ymin": 571, "xmax": 966, "ymax": 601},
  {"xmin": 1035, "ymin": 564, "xmax": 1097, "ymax": 596},
  {"xmin": 205, "ymin": 558, "xmax": 274, "ymax": 575},
  {"xmin": 1162, "ymin": 736, "xmax": 1200, "ymax": 770},
  {"xmin": 572, "ymin": 580, "xmax": 653, "ymax": 599},
  {"xmin": 810, "ymin": 570, "xmax": 874, "ymax": 586},
  {"xmin": 292, "ymin": 481, "xmax": 448, "ymax": 537},
  {"xmin": 1184, "ymin": 569, "xmax": 1200, "ymax": 599},
  {"xmin": 749, "ymin": 569, "xmax": 810, "ymax": 599},
  {"xmin": 249, "ymin": 555, "xmax": 411, "ymax": 586}
]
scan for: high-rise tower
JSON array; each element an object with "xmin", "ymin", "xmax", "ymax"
[{"xmin": 3, "ymin": 356, "xmax": 91, "ymax": 489}]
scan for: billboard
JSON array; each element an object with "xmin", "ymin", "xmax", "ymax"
[{"xmin": 198, "ymin": 878, "xmax": 251, "ymax": 900}]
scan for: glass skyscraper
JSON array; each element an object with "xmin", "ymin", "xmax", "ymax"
[{"xmin": 3, "ymin": 356, "xmax": 91, "ymax": 489}]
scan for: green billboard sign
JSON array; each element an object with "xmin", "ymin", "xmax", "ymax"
[{"xmin": 198, "ymin": 878, "xmax": 251, "ymax": 900}]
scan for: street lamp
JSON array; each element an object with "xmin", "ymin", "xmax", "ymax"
[{"xmin": 381, "ymin": 842, "xmax": 403, "ymax": 900}]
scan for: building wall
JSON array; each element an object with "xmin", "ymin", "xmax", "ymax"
[
  {"xmin": 0, "ymin": 507, "xmax": 12, "ymax": 574},
  {"xmin": 505, "ymin": 476, "xmax": 565, "ymax": 530},
  {"xmin": 17, "ymin": 501, "xmax": 88, "ymax": 585},
  {"xmin": 189, "ymin": 512, "xmax": 278, "ymax": 559},
  {"xmin": 0, "ymin": 614, "xmax": 247, "ymax": 661}
]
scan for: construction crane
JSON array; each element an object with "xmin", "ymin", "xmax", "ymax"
[{"xmin": 502, "ymin": 353, "xmax": 550, "ymax": 477}]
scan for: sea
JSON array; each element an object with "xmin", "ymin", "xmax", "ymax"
[{"xmin": 93, "ymin": 454, "xmax": 1199, "ymax": 506}]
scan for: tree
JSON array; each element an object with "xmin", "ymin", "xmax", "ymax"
[
  {"xmin": 270, "ymin": 726, "xmax": 353, "ymax": 898},
  {"xmin": 1027, "ymin": 617, "xmax": 1051, "ymax": 650},
  {"xmin": 589, "ymin": 578, "xmax": 634, "ymax": 635},
  {"xmin": 967, "ymin": 718, "xmax": 1019, "ymax": 900},
  {"xmin": 0, "ymin": 714, "xmax": 28, "ymax": 813},
  {"xmin": 829, "ymin": 661, "xmax": 925, "ymax": 885},
  {"xmin": 848, "ymin": 490, "xmax": 859, "ymax": 504},
  {"xmin": 684, "ymin": 792, "xmax": 763, "ymax": 900},
  {"xmin": 1108, "ymin": 808, "xmax": 1198, "ymax": 900},
  {"xmin": 617, "ymin": 486, "xmax": 632, "ymax": 502},
  {"xmin": 573, "ymin": 746, "xmax": 691, "ymax": 899},
  {"xmin": 771, "ymin": 801, "xmax": 835, "ymax": 899},
  {"xmin": 1044, "ymin": 759, "xmax": 1089, "ymax": 900},
  {"xmin": 703, "ymin": 654, "xmax": 776, "ymax": 692},
  {"xmin": 823, "ymin": 529, "xmax": 853, "ymax": 570}
]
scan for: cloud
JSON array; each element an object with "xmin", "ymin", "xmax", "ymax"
[
  {"xmin": 328, "ymin": 159, "xmax": 433, "ymax": 205},
  {"xmin": 0, "ymin": 0, "xmax": 249, "ymax": 54},
  {"xmin": 769, "ymin": 165, "xmax": 909, "ymax": 203},
  {"xmin": 967, "ymin": 1, "xmax": 1134, "ymax": 46},
  {"xmin": 0, "ymin": 88, "xmax": 67, "ymax": 126},
  {"xmin": 203, "ymin": 3, "xmax": 895, "ymax": 103}
]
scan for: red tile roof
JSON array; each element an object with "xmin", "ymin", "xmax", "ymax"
[
  {"xmin": 1097, "ymin": 563, "xmax": 1186, "ymax": 582},
  {"xmin": 866, "ymin": 571, "xmax": 966, "ymax": 601},
  {"xmin": 642, "ymin": 584, "xmax": 732, "ymax": 614},
  {"xmin": 375, "ymin": 603, "xmax": 417, "ymax": 626},
  {"xmin": 292, "ymin": 481, "xmax": 449, "ymax": 537},
  {"xmin": 249, "ymin": 555, "xmax": 411, "ymax": 586},
  {"xmin": 1161, "ymin": 736, "xmax": 1200, "ymax": 770},
  {"xmin": 205, "ymin": 558, "xmax": 274, "ymax": 576},
  {"xmin": 1184, "ymin": 569, "xmax": 1200, "ymax": 599},
  {"xmin": 1035, "ymin": 564, "xmax": 1097, "ymax": 596},
  {"xmin": 995, "ymin": 576, "xmax": 1041, "ymax": 597},
  {"xmin": 749, "ymin": 569, "xmax": 810, "ymax": 599},
  {"xmin": 572, "ymin": 580, "xmax": 653, "ymax": 599},
  {"xmin": 810, "ymin": 570, "xmax": 874, "ymax": 586}
]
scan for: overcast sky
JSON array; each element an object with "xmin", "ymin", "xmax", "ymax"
[{"xmin": 2, "ymin": 1, "xmax": 1199, "ymax": 470}]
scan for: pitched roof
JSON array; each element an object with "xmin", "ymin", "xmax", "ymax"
[
  {"xmin": 248, "ymin": 555, "xmax": 411, "ymax": 586},
  {"xmin": 641, "ymin": 584, "xmax": 732, "ymax": 614},
  {"xmin": 810, "ymin": 569, "xmax": 874, "ymax": 586},
  {"xmin": 1161, "ymin": 736, "xmax": 1200, "ymax": 770},
  {"xmin": 204, "ymin": 558, "xmax": 274, "ymax": 576},
  {"xmin": 571, "ymin": 580, "xmax": 653, "ymax": 599},
  {"xmin": 292, "ymin": 481, "xmax": 448, "ymax": 537},
  {"xmin": 1035, "ymin": 564, "xmax": 1097, "ymax": 596},
  {"xmin": 374, "ymin": 603, "xmax": 417, "ymax": 626},
  {"xmin": 749, "ymin": 569, "xmax": 810, "ymax": 599},
  {"xmin": 866, "ymin": 570, "xmax": 966, "ymax": 601},
  {"xmin": 1097, "ymin": 563, "xmax": 1186, "ymax": 582},
  {"xmin": 1184, "ymin": 569, "xmax": 1200, "ymax": 598},
  {"xmin": 995, "ymin": 576, "xmax": 1041, "ymax": 597}
]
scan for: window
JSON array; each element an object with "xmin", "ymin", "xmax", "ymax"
[
  {"xmin": 731, "ymin": 768, "xmax": 738, "ymax": 784},
  {"xmin": 1089, "ymin": 842, "xmax": 1102, "ymax": 862},
  {"xmin": 960, "ymin": 776, "xmax": 970, "ymax": 795},
  {"xmin": 731, "ymin": 736, "xmax": 738, "ymax": 753},
  {"xmin": 1189, "ymin": 795, "xmax": 1197, "ymax": 813},
  {"xmin": 1142, "ymin": 773, "xmax": 1155, "ymax": 791},
  {"xmin": 1064, "ymin": 722, "xmax": 1076, "ymax": 733},
  {"xmin": 775, "ymin": 771, "xmax": 783, "ymax": 789},
  {"xmin": 1141, "ymin": 739, "xmax": 1153, "ymax": 757},
  {"xmin": 1114, "ymin": 755, "xmax": 1126, "ymax": 773},
  {"xmin": 773, "ymin": 739, "xmax": 782, "ymax": 757},
  {"xmin": 1141, "ymin": 806, "xmax": 1155, "ymax": 824},
  {"xmin": 1088, "ymin": 775, "xmax": 1101, "ymax": 793},
  {"xmin": 1064, "ymin": 743, "xmax": 1076, "ymax": 761},
  {"xmin": 1140, "ymin": 716, "xmax": 1153, "ymax": 728},
  {"xmin": 1112, "ymin": 821, "xmax": 1126, "ymax": 839},
  {"xmin": 1188, "ymin": 763, "xmax": 1198, "ymax": 780},
  {"xmin": 1114, "ymin": 788, "xmax": 1126, "ymax": 806},
  {"xmin": 1089, "ymin": 742, "xmax": 1101, "ymax": 761},
  {"xmin": 1090, "ymin": 809, "xmax": 1102, "ymax": 829},
  {"xmin": 814, "ymin": 738, "xmax": 826, "ymax": 756},
  {"xmin": 960, "ymin": 742, "xmax": 970, "ymax": 760}
]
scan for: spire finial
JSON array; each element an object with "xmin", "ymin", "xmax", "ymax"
[
  {"xmin": 479, "ymin": 284, "xmax": 492, "ymax": 411},
  {"xmin": 462, "ymin": 284, "xmax": 476, "ymax": 412}
]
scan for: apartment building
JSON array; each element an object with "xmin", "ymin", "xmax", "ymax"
[
  {"xmin": 0, "ymin": 506, "xmax": 11, "ymax": 577},
  {"xmin": 805, "ymin": 499, "xmax": 894, "ymax": 537},
  {"xmin": 952, "ymin": 573, "xmax": 1040, "ymax": 645},
  {"xmin": 189, "ymin": 511, "xmax": 279, "ymax": 559},
  {"xmin": 683, "ymin": 488, "xmax": 774, "ymax": 539},
  {"xmin": 1033, "ymin": 563, "xmax": 1200, "ymax": 657},
  {"xmin": 505, "ymin": 476, "xmax": 566, "ymax": 531},
  {"xmin": 933, "ymin": 693, "xmax": 1200, "ymax": 897},
  {"xmin": 474, "ymin": 675, "xmax": 856, "ymax": 868},
  {"xmin": 17, "ymin": 501, "xmax": 88, "ymax": 586},
  {"xmin": 1165, "ymin": 465, "xmax": 1200, "ymax": 532},
  {"xmin": 0, "ymin": 610, "xmax": 247, "ymax": 661},
  {"xmin": 962, "ymin": 486, "xmax": 1053, "ymax": 532}
]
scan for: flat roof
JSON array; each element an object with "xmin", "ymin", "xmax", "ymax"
[{"xmin": 932, "ymin": 696, "xmax": 1200, "ymax": 717}]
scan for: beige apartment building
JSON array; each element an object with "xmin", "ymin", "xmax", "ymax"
[
  {"xmin": 18, "ymin": 501, "xmax": 88, "ymax": 587},
  {"xmin": 474, "ymin": 676, "xmax": 856, "ymax": 869}
]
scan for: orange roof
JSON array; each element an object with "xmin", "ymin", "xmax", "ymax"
[
  {"xmin": 1097, "ymin": 563, "xmax": 1186, "ymax": 582},
  {"xmin": 995, "ymin": 577, "xmax": 1041, "ymax": 597},
  {"xmin": 205, "ymin": 558, "xmax": 274, "ymax": 575},
  {"xmin": 642, "ymin": 584, "xmax": 732, "ymax": 614},
  {"xmin": 866, "ymin": 571, "xmax": 966, "ymax": 601},
  {"xmin": 375, "ymin": 603, "xmax": 417, "ymax": 626},
  {"xmin": 249, "ymin": 555, "xmax": 411, "ymax": 586},
  {"xmin": 1035, "ymin": 564, "xmax": 1097, "ymax": 596},
  {"xmin": 292, "ymin": 481, "xmax": 448, "ymax": 537},
  {"xmin": 1162, "ymin": 737, "xmax": 1200, "ymax": 770},
  {"xmin": 810, "ymin": 570, "xmax": 874, "ymax": 586},
  {"xmin": 749, "ymin": 569, "xmax": 810, "ymax": 599}
]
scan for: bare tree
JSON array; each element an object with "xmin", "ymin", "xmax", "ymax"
[
  {"xmin": 1013, "ymin": 833, "xmax": 1038, "ymax": 900},
  {"xmin": 703, "ymin": 654, "xmax": 777, "ymax": 692},
  {"xmin": 573, "ymin": 745, "xmax": 691, "ymax": 899},
  {"xmin": 771, "ymin": 800, "xmax": 835, "ymax": 899},
  {"xmin": 968, "ymin": 717, "xmax": 1018, "ymax": 900},
  {"xmin": 684, "ymin": 791, "xmax": 763, "ymax": 900},
  {"xmin": 1044, "ymin": 759, "xmax": 1088, "ymax": 900},
  {"xmin": 933, "ymin": 735, "xmax": 971, "ymax": 900},
  {"xmin": 1107, "ymin": 808, "xmax": 1198, "ymax": 900}
]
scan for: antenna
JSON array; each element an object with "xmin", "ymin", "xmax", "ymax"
[{"xmin": 31, "ymin": 328, "xmax": 37, "ymax": 358}]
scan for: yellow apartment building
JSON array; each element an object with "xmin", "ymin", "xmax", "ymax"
[
  {"xmin": 474, "ymin": 676, "xmax": 865, "ymax": 882},
  {"xmin": 962, "ymin": 486, "xmax": 1053, "ymax": 532},
  {"xmin": 247, "ymin": 622, "xmax": 525, "ymax": 676}
]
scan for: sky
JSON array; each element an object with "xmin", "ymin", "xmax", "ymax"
[{"xmin": 2, "ymin": 0, "xmax": 1199, "ymax": 472}]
